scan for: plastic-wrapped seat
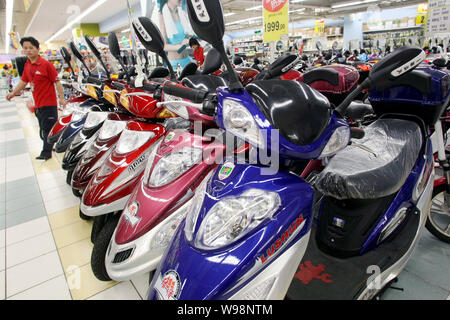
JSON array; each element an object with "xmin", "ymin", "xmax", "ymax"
[{"xmin": 315, "ymin": 118, "xmax": 423, "ymax": 200}]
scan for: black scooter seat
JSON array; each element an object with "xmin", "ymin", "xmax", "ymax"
[{"xmin": 315, "ymin": 118, "xmax": 422, "ymax": 200}]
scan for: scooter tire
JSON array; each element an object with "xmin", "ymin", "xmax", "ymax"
[
  {"xmin": 91, "ymin": 214, "xmax": 120, "ymax": 281},
  {"xmin": 426, "ymin": 184, "xmax": 450, "ymax": 243},
  {"xmin": 72, "ymin": 188, "xmax": 82, "ymax": 198},
  {"xmin": 66, "ymin": 170, "xmax": 73, "ymax": 186},
  {"xmin": 79, "ymin": 208, "xmax": 92, "ymax": 221},
  {"xmin": 91, "ymin": 215, "xmax": 107, "ymax": 244}
]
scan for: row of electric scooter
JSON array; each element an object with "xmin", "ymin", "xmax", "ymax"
[{"xmin": 47, "ymin": 0, "xmax": 449, "ymax": 300}]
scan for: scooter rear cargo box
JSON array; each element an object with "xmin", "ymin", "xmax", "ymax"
[
  {"xmin": 369, "ymin": 65, "xmax": 450, "ymax": 126},
  {"xmin": 298, "ymin": 65, "xmax": 360, "ymax": 106}
]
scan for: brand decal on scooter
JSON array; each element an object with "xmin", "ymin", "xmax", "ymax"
[
  {"xmin": 260, "ymin": 213, "xmax": 305, "ymax": 264},
  {"xmin": 123, "ymin": 202, "xmax": 141, "ymax": 227},
  {"xmin": 128, "ymin": 153, "xmax": 148, "ymax": 173},
  {"xmin": 157, "ymin": 270, "xmax": 182, "ymax": 300},
  {"xmin": 294, "ymin": 261, "xmax": 333, "ymax": 285},
  {"xmin": 218, "ymin": 162, "xmax": 235, "ymax": 180},
  {"xmin": 165, "ymin": 132, "xmax": 176, "ymax": 143}
]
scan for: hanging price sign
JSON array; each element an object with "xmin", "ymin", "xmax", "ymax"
[
  {"xmin": 416, "ymin": 3, "xmax": 428, "ymax": 25},
  {"xmin": 315, "ymin": 19, "xmax": 325, "ymax": 34},
  {"xmin": 263, "ymin": 0, "xmax": 289, "ymax": 42}
]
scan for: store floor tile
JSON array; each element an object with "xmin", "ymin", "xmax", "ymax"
[
  {"xmin": 6, "ymin": 250, "xmax": 64, "ymax": 297},
  {"xmin": 66, "ymin": 263, "xmax": 117, "ymax": 300},
  {"xmin": 58, "ymin": 238, "xmax": 93, "ymax": 273},
  {"xmin": 6, "ymin": 216, "xmax": 51, "ymax": 246},
  {"xmin": 52, "ymin": 220, "xmax": 92, "ymax": 249},
  {"xmin": 0, "ymin": 270, "xmax": 5, "ymax": 300},
  {"xmin": 6, "ymin": 231, "xmax": 56, "ymax": 269},
  {"xmin": 7, "ymin": 274, "xmax": 71, "ymax": 300},
  {"xmin": 88, "ymin": 281, "xmax": 142, "ymax": 300},
  {"xmin": 48, "ymin": 206, "xmax": 81, "ymax": 230},
  {"xmin": 4, "ymin": 203, "xmax": 47, "ymax": 229}
]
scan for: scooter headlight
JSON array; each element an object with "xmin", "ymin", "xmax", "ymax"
[
  {"xmin": 148, "ymin": 147, "xmax": 203, "ymax": 188},
  {"xmin": 194, "ymin": 189, "xmax": 281, "ymax": 250},
  {"xmin": 319, "ymin": 126, "xmax": 350, "ymax": 159},
  {"xmin": 98, "ymin": 120, "xmax": 127, "ymax": 140},
  {"xmin": 83, "ymin": 111, "xmax": 109, "ymax": 130},
  {"xmin": 149, "ymin": 199, "xmax": 192, "ymax": 251},
  {"xmin": 115, "ymin": 129, "xmax": 155, "ymax": 154},
  {"xmin": 222, "ymin": 99, "xmax": 264, "ymax": 148}
]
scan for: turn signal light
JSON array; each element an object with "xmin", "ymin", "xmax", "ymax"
[
  {"xmin": 120, "ymin": 89, "xmax": 131, "ymax": 111},
  {"xmin": 157, "ymin": 109, "xmax": 177, "ymax": 118},
  {"xmin": 86, "ymin": 85, "xmax": 98, "ymax": 100},
  {"xmin": 103, "ymin": 85, "xmax": 117, "ymax": 106}
]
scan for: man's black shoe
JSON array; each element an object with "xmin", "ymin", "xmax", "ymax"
[{"xmin": 36, "ymin": 155, "xmax": 51, "ymax": 161}]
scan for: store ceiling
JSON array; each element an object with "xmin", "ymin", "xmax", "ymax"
[{"xmin": 1, "ymin": 0, "xmax": 425, "ymax": 53}]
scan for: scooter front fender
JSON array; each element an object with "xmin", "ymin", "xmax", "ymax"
[{"xmin": 148, "ymin": 162, "xmax": 315, "ymax": 300}]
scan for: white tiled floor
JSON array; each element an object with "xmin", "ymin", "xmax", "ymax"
[
  {"xmin": 6, "ymin": 251, "xmax": 64, "ymax": 297},
  {"xmin": 5, "ymin": 216, "xmax": 51, "ymax": 247},
  {"xmin": 8, "ymin": 275, "xmax": 71, "ymax": 300},
  {"xmin": 88, "ymin": 281, "xmax": 142, "ymax": 300}
]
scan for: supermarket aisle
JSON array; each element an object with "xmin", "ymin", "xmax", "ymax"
[
  {"xmin": 0, "ymin": 94, "xmax": 147, "ymax": 300},
  {"xmin": 0, "ymin": 93, "xmax": 449, "ymax": 300}
]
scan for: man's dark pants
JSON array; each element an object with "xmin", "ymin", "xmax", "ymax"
[{"xmin": 35, "ymin": 106, "xmax": 58, "ymax": 158}]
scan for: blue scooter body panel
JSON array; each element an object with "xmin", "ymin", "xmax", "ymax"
[{"xmin": 148, "ymin": 162, "xmax": 314, "ymax": 300}]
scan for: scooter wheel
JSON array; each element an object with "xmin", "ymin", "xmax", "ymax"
[
  {"xmin": 66, "ymin": 170, "xmax": 73, "ymax": 186},
  {"xmin": 91, "ymin": 214, "xmax": 120, "ymax": 281},
  {"xmin": 79, "ymin": 208, "xmax": 92, "ymax": 221},
  {"xmin": 91, "ymin": 215, "xmax": 107, "ymax": 243},
  {"xmin": 426, "ymin": 184, "xmax": 450, "ymax": 243}
]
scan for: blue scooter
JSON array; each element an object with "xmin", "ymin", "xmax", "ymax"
[{"xmin": 147, "ymin": 0, "xmax": 439, "ymax": 300}]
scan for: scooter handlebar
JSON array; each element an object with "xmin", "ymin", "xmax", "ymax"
[{"xmin": 163, "ymin": 82, "xmax": 208, "ymax": 104}]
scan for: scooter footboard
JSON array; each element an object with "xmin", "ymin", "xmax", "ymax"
[{"xmin": 148, "ymin": 162, "xmax": 316, "ymax": 300}]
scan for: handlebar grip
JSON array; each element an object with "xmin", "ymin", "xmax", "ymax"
[
  {"xmin": 142, "ymin": 82, "xmax": 160, "ymax": 92},
  {"xmin": 163, "ymin": 82, "xmax": 208, "ymax": 104},
  {"xmin": 111, "ymin": 81, "xmax": 125, "ymax": 90}
]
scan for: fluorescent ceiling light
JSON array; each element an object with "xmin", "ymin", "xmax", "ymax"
[
  {"xmin": 292, "ymin": 0, "xmax": 306, "ymax": 2},
  {"xmin": 332, "ymin": 0, "xmax": 378, "ymax": 9},
  {"xmin": 46, "ymin": 0, "xmax": 108, "ymax": 43},
  {"xmin": 226, "ymin": 16, "xmax": 262, "ymax": 26},
  {"xmin": 5, "ymin": 0, "xmax": 14, "ymax": 54},
  {"xmin": 246, "ymin": 5, "xmax": 262, "ymax": 11},
  {"xmin": 290, "ymin": 8, "xmax": 306, "ymax": 13},
  {"xmin": 224, "ymin": 13, "xmax": 236, "ymax": 17},
  {"xmin": 121, "ymin": 28, "xmax": 130, "ymax": 33}
]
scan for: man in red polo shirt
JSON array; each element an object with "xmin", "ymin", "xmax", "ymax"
[{"xmin": 6, "ymin": 37, "xmax": 67, "ymax": 160}]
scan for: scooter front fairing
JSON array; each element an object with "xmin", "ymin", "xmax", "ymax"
[
  {"xmin": 148, "ymin": 162, "xmax": 314, "ymax": 300},
  {"xmin": 106, "ymin": 129, "xmax": 226, "ymax": 281},
  {"xmin": 71, "ymin": 113, "xmax": 135, "ymax": 195},
  {"xmin": 81, "ymin": 121, "xmax": 166, "ymax": 217}
]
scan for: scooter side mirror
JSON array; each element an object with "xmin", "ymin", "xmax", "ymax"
[
  {"xmin": 60, "ymin": 47, "xmax": 72, "ymax": 65},
  {"xmin": 132, "ymin": 17, "xmax": 165, "ymax": 55},
  {"xmin": 267, "ymin": 53, "xmax": 300, "ymax": 79},
  {"xmin": 69, "ymin": 41, "xmax": 91, "ymax": 75},
  {"xmin": 132, "ymin": 16, "xmax": 176, "ymax": 79},
  {"xmin": 202, "ymin": 48, "xmax": 222, "ymax": 75},
  {"xmin": 108, "ymin": 32, "xmax": 121, "ymax": 60},
  {"xmin": 186, "ymin": 0, "xmax": 241, "ymax": 91},
  {"xmin": 369, "ymin": 46, "xmax": 425, "ymax": 82},
  {"xmin": 186, "ymin": 0, "xmax": 225, "ymax": 47},
  {"xmin": 335, "ymin": 46, "xmax": 426, "ymax": 116},
  {"xmin": 84, "ymin": 35, "xmax": 110, "ymax": 77},
  {"xmin": 84, "ymin": 35, "xmax": 102, "ymax": 60}
]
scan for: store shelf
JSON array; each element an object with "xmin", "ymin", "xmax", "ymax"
[{"xmin": 363, "ymin": 25, "xmax": 423, "ymax": 33}]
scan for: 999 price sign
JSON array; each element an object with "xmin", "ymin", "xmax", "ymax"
[{"xmin": 263, "ymin": 0, "xmax": 289, "ymax": 42}]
